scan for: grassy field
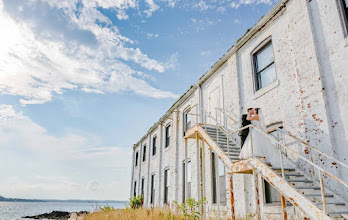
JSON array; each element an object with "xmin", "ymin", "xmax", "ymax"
[{"xmin": 84, "ymin": 208, "xmax": 181, "ymax": 220}]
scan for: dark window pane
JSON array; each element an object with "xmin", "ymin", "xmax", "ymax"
[
  {"xmin": 265, "ymin": 180, "xmax": 281, "ymax": 204},
  {"xmin": 141, "ymin": 178, "xmax": 145, "ymax": 196},
  {"xmin": 135, "ymin": 152, "xmax": 139, "ymax": 167},
  {"xmin": 142, "ymin": 145, "xmax": 146, "ymax": 162},
  {"xmin": 164, "ymin": 169, "xmax": 170, "ymax": 204},
  {"xmin": 152, "ymin": 137, "xmax": 157, "ymax": 156},
  {"xmin": 165, "ymin": 125, "xmax": 171, "ymax": 147},
  {"xmin": 151, "ymin": 174, "xmax": 155, "ymax": 204},
  {"xmin": 211, "ymin": 153, "xmax": 217, "ymax": 204},
  {"xmin": 134, "ymin": 181, "xmax": 137, "ymax": 197},
  {"xmin": 342, "ymin": 0, "xmax": 348, "ymax": 31},
  {"xmin": 256, "ymin": 43, "xmax": 274, "ymax": 71},
  {"xmin": 259, "ymin": 63, "xmax": 276, "ymax": 89}
]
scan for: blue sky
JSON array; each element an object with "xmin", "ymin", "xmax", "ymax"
[{"xmin": 0, "ymin": 0, "xmax": 278, "ymax": 200}]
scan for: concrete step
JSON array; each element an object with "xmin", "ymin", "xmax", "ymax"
[
  {"xmin": 276, "ymin": 172, "xmax": 304, "ymax": 177},
  {"xmin": 328, "ymin": 211, "xmax": 348, "ymax": 215},
  {"xmin": 316, "ymin": 202, "xmax": 346, "ymax": 206},
  {"xmin": 220, "ymin": 148, "xmax": 240, "ymax": 153},
  {"xmin": 295, "ymin": 186, "xmax": 320, "ymax": 190},
  {"xmin": 288, "ymin": 179, "xmax": 313, "ymax": 183},
  {"xmin": 220, "ymin": 146, "xmax": 240, "ymax": 151},
  {"xmin": 306, "ymin": 193, "xmax": 334, "ymax": 197},
  {"xmin": 230, "ymin": 156, "xmax": 240, "ymax": 161},
  {"xmin": 271, "ymin": 167, "xmax": 296, "ymax": 171}
]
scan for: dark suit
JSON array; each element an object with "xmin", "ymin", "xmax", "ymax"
[{"xmin": 240, "ymin": 114, "xmax": 251, "ymax": 147}]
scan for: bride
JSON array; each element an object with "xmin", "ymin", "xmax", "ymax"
[{"xmin": 239, "ymin": 108, "xmax": 283, "ymax": 167}]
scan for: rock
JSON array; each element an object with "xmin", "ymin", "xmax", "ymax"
[
  {"xmin": 23, "ymin": 210, "xmax": 88, "ymax": 219},
  {"xmin": 68, "ymin": 212, "xmax": 77, "ymax": 220}
]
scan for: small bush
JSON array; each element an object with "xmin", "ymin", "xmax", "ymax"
[
  {"xmin": 173, "ymin": 197, "xmax": 207, "ymax": 219},
  {"xmin": 128, "ymin": 195, "xmax": 143, "ymax": 209}
]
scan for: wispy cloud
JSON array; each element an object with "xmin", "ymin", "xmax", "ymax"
[
  {"xmin": 230, "ymin": 0, "xmax": 274, "ymax": 9},
  {"xmin": 200, "ymin": 50, "xmax": 211, "ymax": 56},
  {"xmin": 193, "ymin": 0, "xmax": 214, "ymax": 11},
  {"xmin": 0, "ymin": 0, "xmax": 178, "ymax": 105}
]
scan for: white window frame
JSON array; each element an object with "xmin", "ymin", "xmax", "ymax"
[
  {"xmin": 337, "ymin": 0, "xmax": 348, "ymax": 37},
  {"xmin": 251, "ymin": 37, "xmax": 277, "ymax": 92}
]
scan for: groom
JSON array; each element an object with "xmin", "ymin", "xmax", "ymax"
[{"xmin": 239, "ymin": 108, "xmax": 252, "ymax": 147}]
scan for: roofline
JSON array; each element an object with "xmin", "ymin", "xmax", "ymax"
[{"xmin": 133, "ymin": 0, "xmax": 289, "ymax": 149}]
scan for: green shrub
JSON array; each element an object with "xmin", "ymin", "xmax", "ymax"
[
  {"xmin": 173, "ymin": 197, "xmax": 207, "ymax": 219},
  {"xmin": 128, "ymin": 195, "xmax": 143, "ymax": 209}
]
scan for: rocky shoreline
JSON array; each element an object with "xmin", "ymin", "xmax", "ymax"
[{"xmin": 23, "ymin": 211, "xmax": 89, "ymax": 220}]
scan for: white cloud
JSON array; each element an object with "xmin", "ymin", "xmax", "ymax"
[
  {"xmin": 200, "ymin": 50, "xmax": 211, "ymax": 56},
  {"xmin": 144, "ymin": 0, "xmax": 159, "ymax": 17},
  {"xmin": 234, "ymin": 18, "xmax": 241, "ymax": 23},
  {"xmin": 217, "ymin": 6, "xmax": 226, "ymax": 14},
  {"xmin": 0, "ymin": 104, "xmax": 132, "ymax": 200},
  {"xmin": 230, "ymin": 0, "xmax": 274, "ymax": 9},
  {"xmin": 146, "ymin": 33, "xmax": 159, "ymax": 39},
  {"xmin": 190, "ymin": 17, "xmax": 217, "ymax": 32},
  {"xmin": 193, "ymin": 0, "xmax": 214, "ymax": 11},
  {"xmin": 0, "ymin": 0, "xmax": 178, "ymax": 105}
]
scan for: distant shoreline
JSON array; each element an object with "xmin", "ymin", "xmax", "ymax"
[{"xmin": 0, "ymin": 196, "xmax": 127, "ymax": 203}]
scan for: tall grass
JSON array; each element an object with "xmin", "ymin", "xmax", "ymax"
[{"xmin": 84, "ymin": 208, "xmax": 180, "ymax": 220}]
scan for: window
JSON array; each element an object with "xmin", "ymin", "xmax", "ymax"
[
  {"xmin": 211, "ymin": 153, "xmax": 217, "ymax": 204},
  {"xmin": 133, "ymin": 181, "xmax": 137, "ymax": 197},
  {"xmin": 182, "ymin": 160, "xmax": 192, "ymax": 202},
  {"xmin": 164, "ymin": 169, "xmax": 170, "ymax": 204},
  {"xmin": 253, "ymin": 41, "xmax": 276, "ymax": 91},
  {"xmin": 152, "ymin": 136, "xmax": 157, "ymax": 156},
  {"xmin": 183, "ymin": 110, "xmax": 192, "ymax": 136},
  {"xmin": 135, "ymin": 151, "xmax": 139, "ymax": 167},
  {"xmin": 218, "ymin": 159, "xmax": 227, "ymax": 205},
  {"xmin": 338, "ymin": 0, "xmax": 348, "ymax": 36},
  {"xmin": 150, "ymin": 174, "xmax": 155, "ymax": 204},
  {"xmin": 142, "ymin": 145, "xmax": 146, "ymax": 162},
  {"xmin": 165, "ymin": 125, "xmax": 171, "ymax": 148},
  {"xmin": 141, "ymin": 177, "xmax": 145, "ymax": 197},
  {"xmin": 264, "ymin": 179, "xmax": 281, "ymax": 204},
  {"xmin": 211, "ymin": 153, "xmax": 226, "ymax": 205}
]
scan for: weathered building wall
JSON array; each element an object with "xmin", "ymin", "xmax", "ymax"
[
  {"xmin": 130, "ymin": 0, "xmax": 348, "ymax": 218},
  {"xmin": 307, "ymin": 0, "xmax": 348, "ymax": 199}
]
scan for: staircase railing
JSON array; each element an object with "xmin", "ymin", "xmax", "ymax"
[
  {"xmin": 216, "ymin": 107, "xmax": 348, "ymax": 216},
  {"xmin": 187, "ymin": 104, "xmax": 235, "ymax": 159}
]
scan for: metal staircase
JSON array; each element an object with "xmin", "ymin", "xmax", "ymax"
[{"xmin": 185, "ymin": 104, "xmax": 348, "ymax": 219}]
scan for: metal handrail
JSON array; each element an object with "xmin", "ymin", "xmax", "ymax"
[
  {"xmin": 190, "ymin": 103, "xmax": 347, "ymax": 215},
  {"xmin": 190, "ymin": 104, "xmax": 348, "ymax": 216},
  {"xmin": 189, "ymin": 104, "xmax": 235, "ymax": 158},
  {"xmin": 227, "ymin": 125, "xmax": 348, "ymax": 189},
  {"xmin": 218, "ymin": 107, "xmax": 348, "ymax": 174},
  {"xmin": 276, "ymin": 128, "xmax": 348, "ymax": 170},
  {"xmin": 217, "ymin": 107, "xmax": 240, "ymax": 124}
]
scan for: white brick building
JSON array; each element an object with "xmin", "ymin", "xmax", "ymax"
[{"xmin": 130, "ymin": 0, "xmax": 348, "ymax": 219}]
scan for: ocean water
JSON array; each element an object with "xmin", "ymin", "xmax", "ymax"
[{"xmin": 0, "ymin": 201, "xmax": 127, "ymax": 220}]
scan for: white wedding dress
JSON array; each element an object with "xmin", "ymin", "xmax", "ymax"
[{"xmin": 239, "ymin": 118, "xmax": 283, "ymax": 167}]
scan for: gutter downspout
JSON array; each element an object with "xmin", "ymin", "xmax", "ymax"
[
  {"xmin": 198, "ymin": 84, "xmax": 204, "ymax": 124},
  {"xmin": 158, "ymin": 122, "xmax": 163, "ymax": 206},
  {"xmin": 146, "ymin": 134, "xmax": 152, "ymax": 207},
  {"xmin": 138, "ymin": 141, "xmax": 143, "ymax": 196},
  {"xmin": 174, "ymin": 110, "xmax": 180, "ymax": 203},
  {"xmin": 130, "ymin": 146, "xmax": 135, "ymax": 199}
]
